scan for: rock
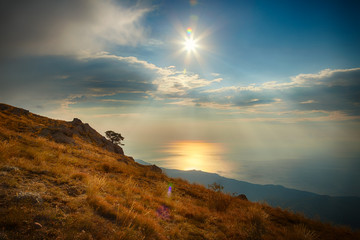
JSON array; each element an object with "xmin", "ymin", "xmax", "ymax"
[
  {"xmin": 51, "ymin": 131, "xmax": 75, "ymax": 144},
  {"xmin": 237, "ymin": 194, "xmax": 248, "ymax": 201},
  {"xmin": 71, "ymin": 118, "xmax": 83, "ymax": 125},
  {"xmin": 14, "ymin": 191, "xmax": 43, "ymax": 204},
  {"xmin": 112, "ymin": 144, "xmax": 124, "ymax": 155},
  {"xmin": 56, "ymin": 125, "xmax": 73, "ymax": 137},
  {"xmin": 39, "ymin": 127, "xmax": 75, "ymax": 144},
  {"xmin": 149, "ymin": 165, "xmax": 162, "ymax": 174},
  {"xmin": 0, "ymin": 166, "xmax": 19, "ymax": 172}
]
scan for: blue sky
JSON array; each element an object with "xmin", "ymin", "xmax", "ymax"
[{"xmin": 0, "ymin": 0, "xmax": 359, "ymax": 196}]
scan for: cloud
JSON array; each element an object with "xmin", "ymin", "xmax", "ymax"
[
  {"xmin": 1, "ymin": 47, "xmax": 359, "ymax": 123},
  {"xmin": 0, "ymin": 0, "xmax": 150, "ymax": 57},
  {"xmin": 300, "ymin": 100, "xmax": 316, "ymax": 104},
  {"xmin": 80, "ymin": 52, "xmax": 221, "ymax": 99},
  {"xmin": 261, "ymin": 67, "xmax": 360, "ymax": 89},
  {"xmin": 0, "ymin": 52, "xmax": 223, "ymax": 112},
  {"xmin": 82, "ymin": 52, "xmax": 160, "ymax": 72},
  {"xmin": 278, "ymin": 68, "xmax": 360, "ymax": 114},
  {"xmin": 190, "ymin": 67, "xmax": 360, "ymax": 120},
  {"xmin": 202, "ymin": 85, "xmax": 261, "ymax": 93},
  {"xmin": 0, "ymin": 54, "xmax": 158, "ymax": 111},
  {"xmin": 153, "ymin": 72, "xmax": 219, "ymax": 98}
]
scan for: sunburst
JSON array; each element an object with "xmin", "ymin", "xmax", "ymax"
[{"xmin": 184, "ymin": 37, "xmax": 197, "ymax": 52}]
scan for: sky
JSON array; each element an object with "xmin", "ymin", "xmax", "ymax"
[{"xmin": 1, "ymin": 0, "xmax": 360, "ymax": 197}]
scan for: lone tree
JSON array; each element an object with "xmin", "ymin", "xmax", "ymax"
[{"xmin": 105, "ymin": 130, "xmax": 124, "ymax": 146}]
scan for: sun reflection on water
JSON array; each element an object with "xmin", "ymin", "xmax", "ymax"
[{"xmin": 160, "ymin": 140, "xmax": 228, "ymax": 173}]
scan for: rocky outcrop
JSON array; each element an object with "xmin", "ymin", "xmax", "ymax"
[
  {"xmin": 39, "ymin": 126, "xmax": 75, "ymax": 144},
  {"xmin": 39, "ymin": 118, "xmax": 124, "ymax": 155},
  {"xmin": 149, "ymin": 164, "xmax": 162, "ymax": 174},
  {"xmin": 70, "ymin": 118, "xmax": 124, "ymax": 154},
  {"xmin": 0, "ymin": 103, "xmax": 124, "ymax": 155}
]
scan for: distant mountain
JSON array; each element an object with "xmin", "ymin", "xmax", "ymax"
[{"xmin": 135, "ymin": 159, "xmax": 360, "ymax": 229}]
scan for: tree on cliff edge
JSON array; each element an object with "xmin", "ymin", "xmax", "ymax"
[{"xmin": 105, "ymin": 130, "xmax": 124, "ymax": 146}]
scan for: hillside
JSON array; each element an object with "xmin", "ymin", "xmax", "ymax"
[
  {"xmin": 160, "ymin": 167, "xmax": 360, "ymax": 229},
  {"xmin": 0, "ymin": 103, "xmax": 359, "ymax": 240}
]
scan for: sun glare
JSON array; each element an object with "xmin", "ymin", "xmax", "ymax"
[
  {"xmin": 174, "ymin": 25, "xmax": 212, "ymax": 66},
  {"xmin": 184, "ymin": 38, "xmax": 197, "ymax": 52}
]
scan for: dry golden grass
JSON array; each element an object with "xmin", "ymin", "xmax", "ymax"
[{"xmin": 1, "ymin": 104, "xmax": 360, "ymax": 240}]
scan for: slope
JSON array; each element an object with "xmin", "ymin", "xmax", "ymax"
[
  {"xmin": 0, "ymin": 103, "xmax": 359, "ymax": 240},
  {"xmin": 161, "ymin": 168, "xmax": 360, "ymax": 229}
]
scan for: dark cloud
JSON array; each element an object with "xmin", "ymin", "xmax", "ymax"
[
  {"xmin": 284, "ymin": 68, "xmax": 360, "ymax": 115},
  {"xmin": 287, "ymin": 85, "xmax": 360, "ymax": 114},
  {"xmin": 0, "ymin": 56, "xmax": 157, "ymax": 108},
  {"xmin": 0, "ymin": 0, "xmax": 149, "ymax": 58},
  {"xmin": 293, "ymin": 68, "xmax": 360, "ymax": 87},
  {"xmin": 191, "ymin": 68, "xmax": 360, "ymax": 117}
]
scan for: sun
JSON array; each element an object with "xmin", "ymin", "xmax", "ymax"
[
  {"xmin": 175, "ymin": 26, "xmax": 207, "ymax": 64},
  {"xmin": 184, "ymin": 37, "xmax": 197, "ymax": 52}
]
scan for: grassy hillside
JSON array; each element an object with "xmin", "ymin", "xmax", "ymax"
[
  {"xmin": 162, "ymin": 168, "xmax": 360, "ymax": 229},
  {"xmin": 0, "ymin": 103, "xmax": 359, "ymax": 240}
]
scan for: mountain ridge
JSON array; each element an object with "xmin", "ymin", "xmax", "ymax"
[{"xmin": 135, "ymin": 159, "xmax": 360, "ymax": 229}]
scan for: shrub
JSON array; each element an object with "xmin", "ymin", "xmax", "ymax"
[
  {"xmin": 207, "ymin": 182, "xmax": 232, "ymax": 212},
  {"xmin": 245, "ymin": 206, "xmax": 269, "ymax": 240},
  {"xmin": 283, "ymin": 224, "xmax": 319, "ymax": 240},
  {"xmin": 207, "ymin": 191, "xmax": 232, "ymax": 212}
]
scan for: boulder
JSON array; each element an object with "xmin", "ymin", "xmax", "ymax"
[
  {"xmin": 51, "ymin": 131, "xmax": 75, "ymax": 144},
  {"xmin": 71, "ymin": 118, "xmax": 83, "ymax": 125},
  {"xmin": 237, "ymin": 194, "xmax": 248, "ymax": 201},
  {"xmin": 14, "ymin": 191, "xmax": 43, "ymax": 204},
  {"xmin": 1, "ymin": 166, "xmax": 20, "ymax": 172},
  {"xmin": 149, "ymin": 164, "xmax": 162, "ymax": 174}
]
